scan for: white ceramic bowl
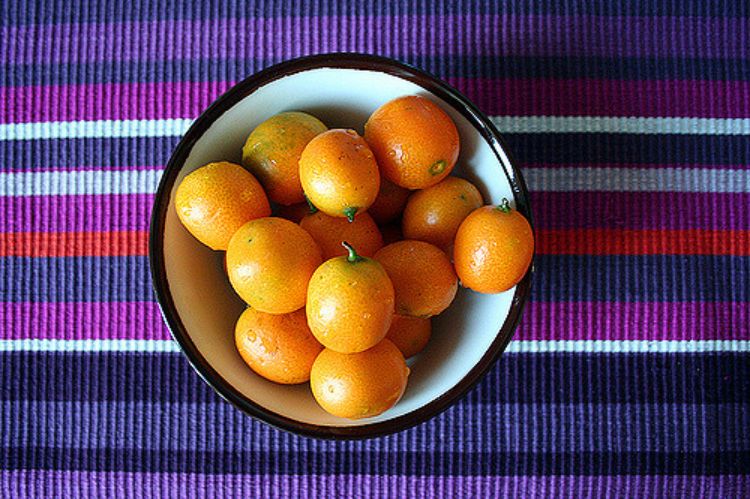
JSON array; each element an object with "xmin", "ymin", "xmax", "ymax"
[{"xmin": 150, "ymin": 53, "xmax": 533, "ymax": 439}]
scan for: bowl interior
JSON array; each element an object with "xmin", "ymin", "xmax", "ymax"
[{"xmin": 161, "ymin": 66, "xmax": 519, "ymax": 428}]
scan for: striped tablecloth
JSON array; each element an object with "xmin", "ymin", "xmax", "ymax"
[{"xmin": 2, "ymin": 1, "xmax": 749, "ymax": 497}]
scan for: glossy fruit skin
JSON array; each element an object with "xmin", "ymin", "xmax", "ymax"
[
  {"xmin": 300, "ymin": 211, "xmax": 383, "ymax": 260},
  {"xmin": 454, "ymin": 203, "xmax": 534, "ymax": 294},
  {"xmin": 386, "ymin": 314, "xmax": 431, "ymax": 358},
  {"xmin": 175, "ymin": 162, "xmax": 271, "ymax": 251},
  {"xmin": 374, "ymin": 240, "xmax": 458, "ymax": 318},
  {"xmin": 402, "ymin": 176, "xmax": 483, "ymax": 250},
  {"xmin": 364, "ymin": 95, "xmax": 460, "ymax": 190},
  {"xmin": 235, "ymin": 307, "xmax": 322, "ymax": 384},
  {"xmin": 226, "ymin": 217, "xmax": 322, "ymax": 314},
  {"xmin": 299, "ymin": 129, "xmax": 380, "ymax": 220},
  {"xmin": 367, "ymin": 177, "xmax": 411, "ymax": 224},
  {"xmin": 242, "ymin": 112, "xmax": 327, "ymax": 205},
  {"xmin": 310, "ymin": 339, "xmax": 409, "ymax": 419},
  {"xmin": 306, "ymin": 248, "xmax": 395, "ymax": 353}
]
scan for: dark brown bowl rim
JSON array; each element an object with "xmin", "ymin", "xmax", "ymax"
[{"xmin": 149, "ymin": 52, "xmax": 534, "ymax": 440}]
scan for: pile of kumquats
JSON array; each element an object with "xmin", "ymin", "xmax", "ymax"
[{"xmin": 174, "ymin": 95, "xmax": 533, "ymax": 419}]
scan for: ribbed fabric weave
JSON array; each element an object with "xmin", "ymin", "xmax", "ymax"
[{"xmin": 1, "ymin": 1, "xmax": 749, "ymax": 497}]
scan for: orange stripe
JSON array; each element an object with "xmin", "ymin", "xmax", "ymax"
[
  {"xmin": 537, "ymin": 229, "xmax": 750, "ymax": 256},
  {"xmin": 1, "ymin": 229, "xmax": 748, "ymax": 257},
  {"xmin": 0, "ymin": 231, "xmax": 149, "ymax": 257}
]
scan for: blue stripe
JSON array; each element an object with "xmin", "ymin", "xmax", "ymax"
[
  {"xmin": 3, "ymin": 0, "xmax": 748, "ymax": 26},
  {"xmin": 3, "ymin": 134, "xmax": 749, "ymax": 172},
  {"xmin": 1, "ymin": 256, "xmax": 155, "ymax": 302},
  {"xmin": 2, "ymin": 401, "xmax": 747, "ymax": 453},
  {"xmin": 4, "ymin": 56, "xmax": 749, "ymax": 86},
  {"xmin": 2, "ymin": 352, "xmax": 749, "ymax": 404},
  {"xmin": 0, "ymin": 137, "xmax": 180, "ymax": 171},
  {"xmin": 1, "ymin": 255, "xmax": 746, "ymax": 303},
  {"xmin": 534, "ymin": 255, "xmax": 749, "ymax": 302}
]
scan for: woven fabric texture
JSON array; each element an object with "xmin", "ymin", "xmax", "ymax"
[{"xmin": 1, "ymin": 1, "xmax": 749, "ymax": 497}]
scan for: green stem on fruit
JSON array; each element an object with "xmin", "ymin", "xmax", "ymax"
[
  {"xmin": 343, "ymin": 206, "xmax": 358, "ymax": 222},
  {"xmin": 495, "ymin": 198, "xmax": 512, "ymax": 213},
  {"xmin": 342, "ymin": 241, "xmax": 364, "ymax": 263},
  {"xmin": 304, "ymin": 194, "xmax": 318, "ymax": 214},
  {"xmin": 428, "ymin": 160, "xmax": 447, "ymax": 176}
]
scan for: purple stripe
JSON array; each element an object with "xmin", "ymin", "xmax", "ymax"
[
  {"xmin": 3, "ymin": 401, "xmax": 748, "ymax": 452},
  {"xmin": 2, "ymin": 192, "xmax": 746, "ymax": 234},
  {"xmin": 1, "ymin": 472, "xmax": 748, "ymax": 498},
  {"xmin": 532, "ymin": 192, "xmax": 750, "ymax": 230},
  {"xmin": 2, "ymin": 16, "xmax": 749, "ymax": 65},
  {"xmin": 0, "ymin": 302, "xmax": 169, "ymax": 340},
  {"xmin": 0, "ymin": 195, "xmax": 153, "ymax": 233},
  {"xmin": 0, "ymin": 81, "xmax": 230, "ymax": 124},
  {"xmin": 2, "ymin": 301, "xmax": 747, "ymax": 342},
  {"xmin": 5, "ymin": 77, "xmax": 750, "ymax": 123},
  {"xmin": 517, "ymin": 302, "xmax": 750, "ymax": 341}
]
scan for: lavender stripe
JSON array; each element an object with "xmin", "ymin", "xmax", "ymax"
[
  {"xmin": 0, "ymin": 302, "xmax": 169, "ymax": 340},
  {"xmin": 0, "ymin": 194, "xmax": 153, "ymax": 232},
  {"xmin": 2, "ymin": 16, "xmax": 749, "ymax": 65},
  {"xmin": 2, "ymin": 401, "xmax": 747, "ymax": 453},
  {"xmin": 1, "ymin": 472, "xmax": 749, "ymax": 499},
  {"xmin": 517, "ymin": 302, "xmax": 750, "ymax": 341}
]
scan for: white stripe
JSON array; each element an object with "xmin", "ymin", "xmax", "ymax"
[
  {"xmin": 2, "ymin": 116, "xmax": 750, "ymax": 141},
  {"xmin": 0, "ymin": 169, "xmax": 162, "ymax": 196},
  {"xmin": 0, "ymin": 339, "xmax": 180, "ymax": 353},
  {"xmin": 491, "ymin": 116, "xmax": 750, "ymax": 135},
  {"xmin": 2, "ymin": 167, "xmax": 747, "ymax": 196},
  {"xmin": 524, "ymin": 167, "xmax": 750, "ymax": 193},
  {"xmin": 0, "ymin": 118, "xmax": 193, "ymax": 141},
  {"xmin": 1, "ymin": 339, "xmax": 747, "ymax": 353},
  {"xmin": 505, "ymin": 340, "xmax": 750, "ymax": 353}
]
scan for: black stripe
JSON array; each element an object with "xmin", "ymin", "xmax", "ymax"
[
  {"xmin": 3, "ymin": 134, "xmax": 749, "ymax": 171},
  {"xmin": 4, "ymin": 56, "xmax": 749, "ymax": 86},
  {"xmin": 505, "ymin": 133, "xmax": 750, "ymax": 165},
  {"xmin": 4, "ymin": 0, "xmax": 748, "ymax": 26},
  {"xmin": 2, "ymin": 448, "xmax": 748, "ymax": 474}
]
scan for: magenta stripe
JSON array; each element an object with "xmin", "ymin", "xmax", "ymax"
[
  {"xmin": 532, "ymin": 192, "xmax": 750, "ymax": 230},
  {"xmin": 2, "ymin": 16, "xmax": 748, "ymax": 65},
  {"xmin": 0, "ymin": 471, "xmax": 747, "ymax": 498},
  {"xmin": 0, "ymin": 81, "xmax": 232, "ymax": 124},
  {"xmin": 448, "ymin": 78, "xmax": 750, "ymax": 118},
  {"xmin": 0, "ymin": 195, "xmax": 153, "ymax": 233},
  {"xmin": 4, "ymin": 77, "xmax": 750, "ymax": 123},
  {"xmin": 2, "ymin": 301, "xmax": 746, "ymax": 342},
  {"xmin": 1, "ymin": 192, "xmax": 746, "ymax": 233},
  {"xmin": 0, "ymin": 302, "xmax": 169, "ymax": 340},
  {"xmin": 517, "ymin": 302, "xmax": 749, "ymax": 341}
]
